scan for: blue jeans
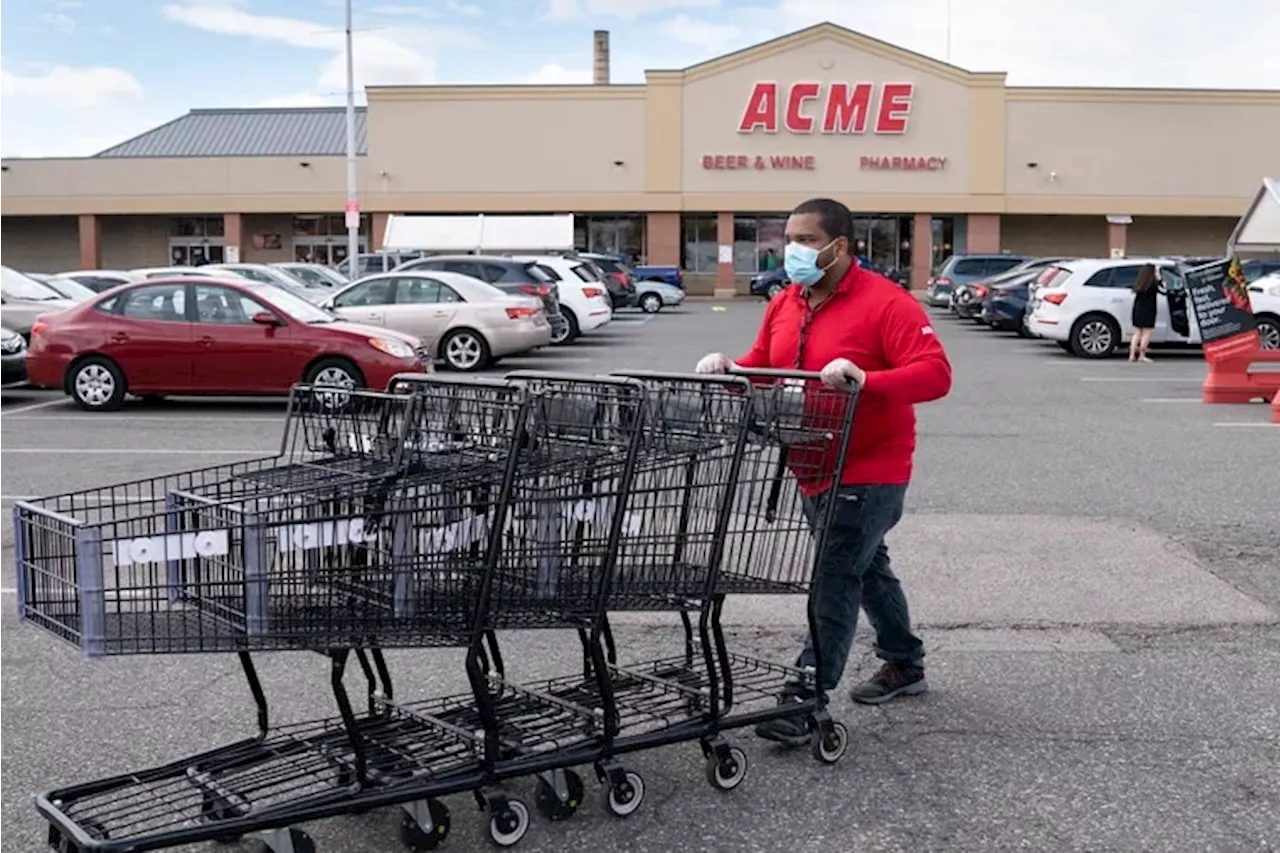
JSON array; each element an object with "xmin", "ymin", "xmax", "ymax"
[{"xmin": 796, "ymin": 483, "xmax": 924, "ymax": 691}]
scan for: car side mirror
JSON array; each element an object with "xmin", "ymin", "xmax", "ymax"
[{"xmin": 251, "ymin": 311, "xmax": 282, "ymax": 326}]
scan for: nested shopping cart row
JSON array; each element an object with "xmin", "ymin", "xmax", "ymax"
[{"xmin": 14, "ymin": 367, "xmax": 859, "ymax": 853}]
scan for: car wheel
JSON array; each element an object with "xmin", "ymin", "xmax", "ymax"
[
  {"xmin": 1069, "ymin": 314, "xmax": 1120, "ymax": 359},
  {"xmin": 552, "ymin": 309, "xmax": 580, "ymax": 346},
  {"xmin": 639, "ymin": 293, "xmax": 662, "ymax": 313},
  {"xmin": 304, "ymin": 357, "xmax": 364, "ymax": 408},
  {"xmin": 1255, "ymin": 314, "xmax": 1280, "ymax": 350},
  {"xmin": 766, "ymin": 283, "xmax": 784, "ymax": 300},
  {"xmin": 1057, "ymin": 341, "xmax": 1073, "ymax": 352},
  {"xmin": 440, "ymin": 328, "xmax": 491, "ymax": 372},
  {"xmin": 69, "ymin": 356, "xmax": 126, "ymax": 412}
]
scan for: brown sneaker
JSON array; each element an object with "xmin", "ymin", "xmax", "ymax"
[{"xmin": 850, "ymin": 663, "xmax": 927, "ymax": 705}]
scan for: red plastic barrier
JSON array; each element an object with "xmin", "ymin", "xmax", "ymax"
[
  {"xmin": 1201, "ymin": 330, "xmax": 1280, "ymax": 404},
  {"xmin": 1272, "ymin": 388, "xmax": 1280, "ymax": 424}
]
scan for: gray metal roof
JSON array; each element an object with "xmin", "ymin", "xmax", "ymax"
[{"xmin": 94, "ymin": 107, "xmax": 368, "ymax": 158}]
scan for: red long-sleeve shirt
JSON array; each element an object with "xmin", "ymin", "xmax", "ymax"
[{"xmin": 736, "ymin": 263, "xmax": 952, "ymax": 487}]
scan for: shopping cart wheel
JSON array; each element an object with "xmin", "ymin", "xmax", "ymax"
[
  {"xmin": 399, "ymin": 799, "xmax": 451, "ymax": 851},
  {"xmin": 487, "ymin": 799, "xmax": 530, "ymax": 848},
  {"xmin": 256, "ymin": 827, "xmax": 315, "ymax": 853},
  {"xmin": 48, "ymin": 819, "xmax": 107, "ymax": 853},
  {"xmin": 810, "ymin": 720, "xmax": 849, "ymax": 765},
  {"xmin": 704, "ymin": 746, "xmax": 749, "ymax": 791},
  {"xmin": 603, "ymin": 770, "xmax": 645, "ymax": 818},
  {"xmin": 534, "ymin": 769, "xmax": 584, "ymax": 821}
]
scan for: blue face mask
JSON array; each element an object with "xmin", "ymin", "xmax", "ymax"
[{"xmin": 784, "ymin": 239, "xmax": 837, "ymax": 287}]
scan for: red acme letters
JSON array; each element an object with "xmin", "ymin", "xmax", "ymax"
[{"xmin": 737, "ymin": 82, "xmax": 915, "ymax": 135}]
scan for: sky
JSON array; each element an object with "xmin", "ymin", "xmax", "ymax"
[{"xmin": 2, "ymin": 0, "xmax": 1279, "ymax": 158}]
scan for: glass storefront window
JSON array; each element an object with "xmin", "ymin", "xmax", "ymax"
[
  {"xmin": 169, "ymin": 216, "xmax": 223, "ymax": 238},
  {"xmin": 931, "ymin": 217, "xmax": 956, "ymax": 272},
  {"xmin": 731, "ymin": 214, "xmax": 788, "ymax": 273},
  {"xmin": 292, "ymin": 214, "xmax": 370, "ymax": 266},
  {"xmin": 680, "ymin": 214, "xmax": 718, "ymax": 274},
  {"xmin": 574, "ymin": 215, "xmax": 646, "ymax": 264}
]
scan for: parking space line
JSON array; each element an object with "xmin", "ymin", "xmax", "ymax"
[
  {"xmin": 3, "ymin": 414, "xmax": 284, "ymax": 423},
  {"xmin": 1140, "ymin": 398, "xmax": 1203, "ymax": 403},
  {"xmin": 1212, "ymin": 422, "xmax": 1278, "ymax": 429},
  {"xmin": 3, "ymin": 448, "xmax": 271, "ymax": 455},
  {"xmin": 0, "ymin": 398, "xmax": 68, "ymax": 415},
  {"xmin": 1079, "ymin": 377, "xmax": 1204, "ymax": 383}
]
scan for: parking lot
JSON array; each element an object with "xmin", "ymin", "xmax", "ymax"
[{"xmin": 2, "ymin": 300, "xmax": 1278, "ymax": 853}]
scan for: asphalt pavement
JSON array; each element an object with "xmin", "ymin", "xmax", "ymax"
[{"xmin": 2, "ymin": 302, "xmax": 1277, "ymax": 853}]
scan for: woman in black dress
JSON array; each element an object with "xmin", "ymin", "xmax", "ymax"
[{"xmin": 1129, "ymin": 263, "xmax": 1160, "ymax": 362}]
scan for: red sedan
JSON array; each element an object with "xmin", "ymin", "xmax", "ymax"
[{"xmin": 26, "ymin": 276, "xmax": 427, "ymax": 411}]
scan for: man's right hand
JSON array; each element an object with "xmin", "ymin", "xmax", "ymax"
[{"xmin": 695, "ymin": 352, "xmax": 735, "ymax": 374}]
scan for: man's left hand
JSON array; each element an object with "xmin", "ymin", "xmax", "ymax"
[{"xmin": 819, "ymin": 357, "xmax": 865, "ymax": 389}]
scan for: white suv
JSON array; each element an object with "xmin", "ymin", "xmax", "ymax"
[
  {"xmin": 512, "ymin": 255, "xmax": 613, "ymax": 345},
  {"xmin": 1029, "ymin": 258, "xmax": 1195, "ymax": 358},
  {"xmin": 1249, "ymin": 271, "xmax": 1280, "ymax": 350}
]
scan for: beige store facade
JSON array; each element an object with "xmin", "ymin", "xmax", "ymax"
[{"xmin": 3, "ymin": 22, "xmax": 1278, "ymax": 294}]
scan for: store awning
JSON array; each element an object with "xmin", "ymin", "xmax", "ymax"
[
  {"xmin": 1227, "ymin": 177, "xmax": 1280, "ymax": 257},
  {"xmin": 381, "ymin": 214, "xmax": 575, "ymax": 252}
]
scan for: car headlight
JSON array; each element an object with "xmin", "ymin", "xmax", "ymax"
[{"xmin": 368, "ymin": 337, "xmax": 416, "ymax": 359}]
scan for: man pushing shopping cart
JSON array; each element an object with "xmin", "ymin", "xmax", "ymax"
[{"xmin": 696, "ymin": 197, "xmax": 953, "ymax": 747}]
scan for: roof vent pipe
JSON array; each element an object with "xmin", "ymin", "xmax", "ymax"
[{"xmin": 593, "ymin": 30, "xmax": 610, "ymax": 85}]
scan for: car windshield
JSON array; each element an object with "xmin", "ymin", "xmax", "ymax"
[
  {"xmin": 247, "ymin": 283, "xmax": 337, "ymax": 323},
  {"xmin": 1, "ymin": 266, "xmax": 65, "ymax": 301},
  {"xmin": 40, "ymin": 275, "xmax": 96, "ymax": 301}
]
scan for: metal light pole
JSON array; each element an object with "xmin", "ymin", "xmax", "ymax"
[{"xmin": 344, "ymin": 0, "xmax": 360, "ymax": 270}]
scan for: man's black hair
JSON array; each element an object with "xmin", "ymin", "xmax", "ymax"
[{"xmin": 791, "ymin": 197, "xmax": 854, "ymax": 242}]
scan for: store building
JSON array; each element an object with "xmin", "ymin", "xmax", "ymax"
[{"xmin": 3, "ymin": 22, "xmax": 1278, "ymax": 294}]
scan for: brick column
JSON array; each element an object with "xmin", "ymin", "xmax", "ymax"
[
  {"xmin": 910, "ymin": 213, "xmax": 933, "ymax": 291},
  {"xmin": 715, "ymin": 211, "xmax": 735, "ymax": 297},
  {"xmin": 966, "ymin": 214, "xmax": 1001, "ymax": 253},
  {"xmin": 370, "ymin": 213, "xmax": 394, "ymax": 252},
  {"xmin": 78, "ymin": 214, "xmax": 102, "ymax": 270},
  {"xmin": 644, "ymin": 212, "xmax": 680, "ymax": 266},
  {"xmin": 1107, "ymin": 220, "xmax": 1128, "ymax": 259},
  {"xmin": 223, "ymin": 213, "xmax": 245, "ymax": 263}
]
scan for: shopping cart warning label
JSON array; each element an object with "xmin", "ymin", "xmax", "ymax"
[
  {"xmin": 111, "ymin": 531, "xmax": 230, "ymax": 567},
  {"xmin": 277, "ymin": 518, "xmax": 378, "ymax": 553}
]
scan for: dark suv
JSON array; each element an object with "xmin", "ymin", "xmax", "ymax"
[
  {"xmin": 334, "ymin": 251, "xmax": 430, "ymax": 278},
  {"xmin": 926, "ymin": 254, "xmax": 1031, "ymax": 309},
  {"xmin": 394, "ymin": 255, "xmax": 569, "ymax": 341},
  {"xmin": 579, "ymin": 253, "xmax": 638, "ymax": 309}
]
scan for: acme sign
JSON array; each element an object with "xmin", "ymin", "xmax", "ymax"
[{"xmin": 738, "ymin": 82, "xmax": 915, "ymax": 135}]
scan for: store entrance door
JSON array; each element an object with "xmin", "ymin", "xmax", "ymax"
[
  {"xmin": 169, "ymin": 240, "xmax": 226, "ymax": 266},
  {"xmin": 851, "ymin": 217, "xmax": 908, "ymax": 274}
]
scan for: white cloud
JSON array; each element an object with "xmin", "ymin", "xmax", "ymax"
[
  {"xmin": 1, "ymin": 65, "xmax": 142, "ymax": 108},
  {"xmin": 39, "ymin": 12, "xmax": 77, "ymax": 32},
  {"xmin": 446, "ymin": 0, "xmax": 484, "ymax": 16},
  {"xmin": 657, "ymin": 13, "xmax": 741, "ymax": 48},
  {"xmin": 161, "ymin": 0, "xmax": 482, "ymax": 94},
  {"xmin": 522, "ymin": 63, "xmax": 594, "ymax": 84},
  {"xmin": 548, "ymin": 0, "xmax": 720, "ymax": 21},
  {"xmin": 253, "ymin": 92, "xmax": 339, "ymax": 108}
]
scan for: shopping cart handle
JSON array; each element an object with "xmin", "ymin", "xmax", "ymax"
[
  {"xmin": 386, "ymin": 372, "xmax": 517, "ymax": 392},
  {"xmin": 505, "ymin": 370, "xmax": 645, "ymax": 388},
  {"xmin": 611, "ymin": 369, "xmax": 752, "ymax": 388},
  {"xmin": 726, "ymin": 367, "xmax": 824, "ymax": 381}
]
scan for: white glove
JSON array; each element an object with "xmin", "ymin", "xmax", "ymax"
[
  {"xmin": 819, "ymin": 357, "xmax": 865, "ymax": 389},
  {"xmin": 695, "ymin": 352, "xmax": 735, "ymax": 374}
]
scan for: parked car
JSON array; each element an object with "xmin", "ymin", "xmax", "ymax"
[
  {"xmin": 1248, "ymin": 271, "xmax": 1280, "ymax": 350},
  {"xmin": 1242, "ymin": 258, "xmax": 1280, "ymax": 283},
  {"xmin": 393, "ymin": 255, "xmax": 569, "ymax": 343},
  {"xmin": 132, "ymin": 266, "xmax": 249, "ymax": 280},
  {"xmin": 334, "ymin": 251, "xmax": 430, "ymax": 279},
  {"xmin": 926, "ymin": 254, "xmax": 1031, "ymax": 308},
  {"xmin": 1, "ymin": 266, "xmax": 78, "ymax": 338},
  {"xmin": 204, "ymin": 263, "xmax": 331, "ymax": 303},
  {"xmin": 274, "ymin": 262, "xmax": 349, "ymax": 289},
  {"xmin": 578, "ymin": 253, "xmax": 638, "ymax": 309},
  {"xmin": 1028, "ymin": 258, "xmax": 1189, "ymax": 358},
  {"xmin": 951, "ymin": 257, "xmax": 1073, "ymax": 319},
  {"xmin": 513, "ymin": 255, "xmax": 613, "ymax": 344},
  {"xmin": 750, "ymin": 267, "xmax": 789, "ymax": 299},
  {"xmin": 632, "ymin": 264, "xmax": 684, "ymax": 288},
  {"xmin": 979, "ymin": 270, "xmax": 1040, "ymax": 333},
  {"xmin": 1, "ymin": 325, "xmax": 28, "ymax": 386},
  {"xmin": 25, "ymin": 277, "xmax": 425, "ymax": 411},
  {"xmin": 56, "ymin": 270, "xmax": 144, "ymax": 292},
  {"xmin": 321, "ymin": 271, "xmax": 551, "ymax": 372},
  {"xmin": 27, "ymin": 273, "xmax": 96, "ymax": 302},
  {"xmin": 634, "ymin": 279, "xmax": 686, "ymax": 313}
]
